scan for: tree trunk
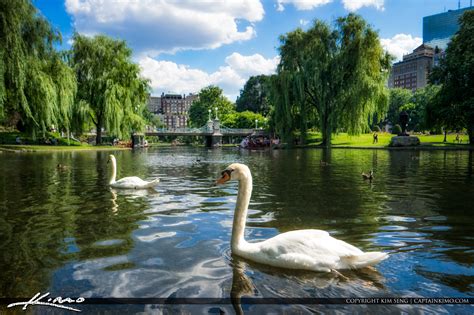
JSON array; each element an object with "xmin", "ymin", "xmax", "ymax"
[
  {"xmin": 299, "ymin": 106, "xmax": 307, "ymax": 145},
  {"xmin": 96, "ymin": 125, "xmax": 102, "ymax": 145},
  {"xmin": 131, "ymin": 133, "xmax": 136, "ymax": 148},
  {"xmin": 468, "ymin": 120, "xmax": 474, "ymax": 145},
  {"xmin": 321, "ymin": 116, "xmax": 331, "ymax": 147},
  {"xmin": 95, "ymin": 113, "xmax": 104, "ymax": 145},
  {"xmin": 300, "ymin": 126, "xmax": 307, "ymax": 145},
  {"xmin": 284, "ymin": 129, "xmax": 294, "ymax": 148},
  {"xmin": 443, "ymin": 129, "xmax": 447, "ymax": 142}
]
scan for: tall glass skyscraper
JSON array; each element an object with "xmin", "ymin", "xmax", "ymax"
[{"xmin": 423, "ymin": 6, "xmax": 473, "ymax": 50}]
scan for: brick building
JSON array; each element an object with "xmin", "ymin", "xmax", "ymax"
[
  {"xmin": 147, "ymin": 93, "xmax": 198, "ymax": 129},
  {"xmin": 388, "ymin": 44, "xmax": 435, "ymax": 91},
  {"xmin": 388, "ymin": 5, "xmax": 473, "ymax": 92},
  {"xmin": 147, "ymin": 95, "xmax": 161, "ymax": 113}
]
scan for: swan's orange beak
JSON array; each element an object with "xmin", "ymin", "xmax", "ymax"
[{"xmin": 215, "ymin": 170, "xmax": 231, "ymax": 185}]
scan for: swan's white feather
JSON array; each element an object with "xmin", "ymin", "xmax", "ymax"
[
  {"xmin": 237, "ymin": 229, "xmax": 385, "ymax": 272},
  {"xmin": 108, "ymin": 155, "xmax": 159, "ymax": 189},
  {"xmin": 111, "ymin": 176, "xmax": 159, "ymax": 189},
  {"xmin": 223, "ymin": 163, "xmax": 388, "ymax": 272}
]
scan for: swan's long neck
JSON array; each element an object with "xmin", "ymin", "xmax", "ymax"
[
  {"xmin": 231, "ymin": 170, "xmax": 252, "ymax": 252},
  {"xmin": 109, "ymin": 157, "xmax": 117, "ymax": 184}
]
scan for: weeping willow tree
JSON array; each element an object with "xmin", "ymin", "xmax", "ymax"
[
  {"xmin": 271, "ymin": 14, "xmax": 391, "ymax": 146},
  {"xmin": 70, "ymin": 34, "xmax": 150, "ymax": 144},
  {"xmin": 0, "ymin": 0, "xmax": 76, "ymax": 136}
]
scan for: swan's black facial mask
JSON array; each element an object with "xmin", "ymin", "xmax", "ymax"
[{"xmin": 216, "ymin": 169, "xmax": 234, "ymax": 185}]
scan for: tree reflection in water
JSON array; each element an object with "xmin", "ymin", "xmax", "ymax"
[{"xmin": 0, "ymin": 148, "xmax": 472, "ymax": 314}]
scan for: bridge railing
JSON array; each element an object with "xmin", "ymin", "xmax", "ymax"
[
  {"xmin": 152, "ymin": 127, "xmax": 209, "ymax": 134},
  {"xmin": 220, "ymin": 127, "xmax": 255, "ymax": 134},
  {"xmin": 147, "ymin": 126, "xmax": 256, "ymax": 135}
]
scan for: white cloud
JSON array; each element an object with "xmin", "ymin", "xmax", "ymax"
[
  {"xmin": 223, "ymin": 53, "xmax": 279, "ymax": 78},
  {"xmin": 65, "ymin": 0, "xmax": 264, "ymax": 55},
  {"xmin": 342, "ymin": 0, "xmax": 384, "ymax": 11},
  {"xmin": 299, "ymin": 19, "xmax": 310, "ymax": 26},
  {"xmin": 380, "ymin": 34, "xmax": 422, "ymax": 62},
  {"xmin": 139, "ymin": 53, "xmax": 279, "ymax": 101},
  {"xmin": 276, "ymin": 0, "xmax": 332, "ymax": 11}
]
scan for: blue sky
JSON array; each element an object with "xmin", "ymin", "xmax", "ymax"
[{"xmin": 36, "ymin": 0, "xmax": 471, "ymax": 100}]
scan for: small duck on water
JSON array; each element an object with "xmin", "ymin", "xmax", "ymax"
[
  {"xmin": 320, "ymin": 160, "xmax": 330, "ymax": 167},
  {"xmin": 362, "ymin": 170, "xmax": 374, "ymax": 180},
  {"xmin": 56, "ymin": 164, "xmax": 69, "ymax": 171}
]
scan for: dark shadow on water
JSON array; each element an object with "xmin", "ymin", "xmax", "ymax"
[
  {"xmin": 110, "ymin": 187, "xmax": 159, "ymax": 197},
  {"xmin": 229, "ymin": 254, "xmax": 386, "ymax": 315}
]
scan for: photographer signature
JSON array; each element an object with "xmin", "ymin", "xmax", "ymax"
[{"xmin": 7, "ymin": 292, "xmax": 85, "ymax": 312}]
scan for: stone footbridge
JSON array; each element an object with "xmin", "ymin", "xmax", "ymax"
[{"xmin": 144, "ymin": 119, "xmax": 255, "ymax": 147}]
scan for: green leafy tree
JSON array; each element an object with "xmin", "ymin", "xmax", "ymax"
[
  {"xmin": 221, "ymin": 111, "xmax": 266, "ymax": 129},
  {"xmin": 271, "ymin": 14, "xmax": 391, "ymax": 146},
  {"xmin": 386, "ymin": 85, "xmax": 440, "ymax": 132},
  {"xmin": 409, "ymin": 84, "xmax": 441, "ymax": 132},
  {"xmin": 429, "ymin": 10, "xmax": 474, "ymax": 144},
  {"xmin": 0, "ymin": 0, "xmax": 76, "ymax": 136},
  {"xmin": 387, "ymin": 88, "xmax": 412, "ymax": 126},
  {"xmin": 392, "ymin": 124, "xmax": 402, "ymax": 135},
  {"xmin": 70, "ymin": 34, "xmax": 149, "ymax": 144},
  {"xmin": 236, "ymin": 75, "xmax": 272, "ymax": 115},
  {"xmin": 269, "ymin": 73, "xmax": 303, "ymax": 144},
  {"xmin": 143, "ymin": 108, "xmax": 165, "ymax": 129},
  {"xmin": 189, "ymin": 85, "xmax": 235, "ymax": 127},
  {"xmin": 426, "ymin": 85, "xmax": 464, "ymax": 140}
]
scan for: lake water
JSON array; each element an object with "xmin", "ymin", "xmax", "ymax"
[{"xmin": 0, "ymin": 147, "xmax": 473, "ymax": 314}]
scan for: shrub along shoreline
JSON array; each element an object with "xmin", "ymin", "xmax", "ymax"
[
  {"xmin": 0, "ymin": 145, "xmax": 130, "ymax": 152},
  {"xmin": 1, "ymin": 132, "xmax": 471, "ymax": 152}
]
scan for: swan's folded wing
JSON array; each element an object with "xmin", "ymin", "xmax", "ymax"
[
  {"xmin": 275, "ymin": 253, "xmax": 339, "ymax": 272},
  {"xmin": 259, "ymin": 229, "xmax": 363, "ymax": 259},
  {"xmin": 113, "ymin": 176, "xmax": 147, "ymax": 187},
  {"xmin": 253, "ymin": 231, "xmax": 342, "ymax": 271},
  {"xmin": 258, "ymin": 230, "xmax": 326, "ymax": 257}
]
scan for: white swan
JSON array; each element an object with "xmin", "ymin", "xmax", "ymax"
[
  {"xmin": 108, "ymin": 154, "xmax": 159, "ymax": 189},
  {"xmin": 215, "ymin": 163, "xmax": 388, "ymax": 272}
]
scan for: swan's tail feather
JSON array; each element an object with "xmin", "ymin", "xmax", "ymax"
[
  {"xmin": 344, "ymin": 252, "xmax": 388, "ymax": 269},
  {"xmin": 145, "ymin": 178, "xmax": 160, "ymax": 188}
]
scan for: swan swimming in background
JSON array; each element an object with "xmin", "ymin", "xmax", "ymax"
[
  {"xmin": 215, "ymin": 163, "xmax": 388, "ymax": 273},
  {"xmin": 108, "ymin": 154, "xmax": 159, "ymax": 189}
]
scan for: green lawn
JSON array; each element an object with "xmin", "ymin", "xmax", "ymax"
[
  {"xmin": 1, "ymin": 130, "xmax": 470, "ymax": 151},
  {"xmin": 0, "ymin": 131, "xmax": 132, "ymax": 152},
  {"xmin": 305, "ymin": 132, "xmax": 468, "ymax": 147},
  {"xmin": 0, "ymin": 144, "xmax": 129, "ymax": 152},
  {"xmin": 0, "ymin": 131, "xmax": 84, "ymax": 146}
]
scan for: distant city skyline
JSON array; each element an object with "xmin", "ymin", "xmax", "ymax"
[
  {"xmin": 423, "ymin": 6, "xmax": 473, "ymax": 50},
  {"xmin": 388, "ymin": 5, "xmax": 473, "ymax": 92},
  {"xmin": 37, "ymin": 0, "xmax": 473, "ymax": 100}
]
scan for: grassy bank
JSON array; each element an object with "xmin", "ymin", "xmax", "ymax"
[
  {"xmin": 0, "ymin": 131, "xmax": 132, "ymax": 152},
  {"xmin": 2, "ymin": 131, "xmax": 471, "ymax": 152},
  {"xmin": 0, "ymin": 131, "xmax": 84, "ymax": 146},
  {"xmin": 0, "ymin": 144, "xmax": 130, "ymax": 152},
  {"xmin": 304, "ymin": 132, "xmax": 470, "ymax": 148}
]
